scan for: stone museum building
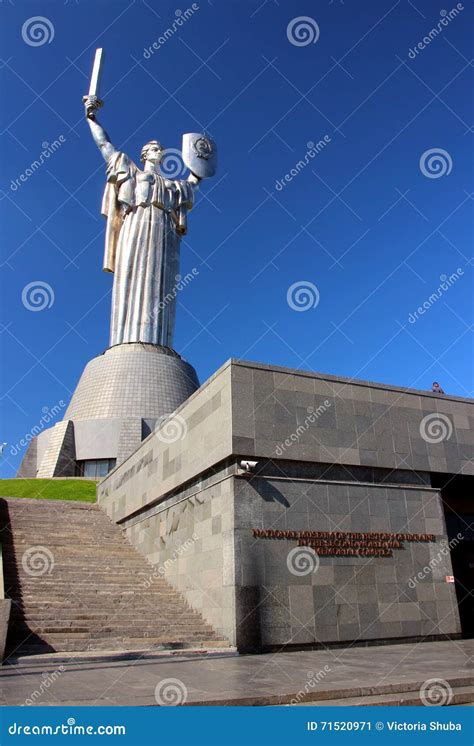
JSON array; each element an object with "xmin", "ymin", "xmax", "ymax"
[{"xmin": 93, "ymin": 358, "xmax": 473, "ymax": 651}]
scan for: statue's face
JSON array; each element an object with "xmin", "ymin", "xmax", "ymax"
[{"xmin": 145, "ymin": 144, "xmax": 163, "ymax": 163}]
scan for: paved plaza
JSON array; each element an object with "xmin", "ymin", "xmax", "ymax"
[{"xmin": 1, "ymin": 640, "xmax": 473, "ymax": 707}]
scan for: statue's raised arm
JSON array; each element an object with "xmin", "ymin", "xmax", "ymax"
[{"xmin": 83, "ymin": 95, "xmax": 116, "ymax": 162}]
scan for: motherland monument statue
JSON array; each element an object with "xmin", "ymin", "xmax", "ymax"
[
  {"xmin": 18, "ymin": 49, "xmax": 218, "ymax": 479},
  {"xmin": 83, "ymin": 49, "xmax": 217, "ymax": 349}
]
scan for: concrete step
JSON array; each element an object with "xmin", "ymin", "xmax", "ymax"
[
  {"xmin": 7, "ymin": 646, "xmax": 239, "ymax": 666},
  {"xmin": 12, "ymin": 638, "xmax": 231, "ymax": 654},
  {"xmin": 11, "ymin": 613, "xmax": 211, "ymax": 624},
  {"xmin": 12, "ymin": 590, "xmax": 182, "ymax": 599},
  {"xmin": 2, "ymin": 496, "xmax": 229, "ymax": 657},
  {"xmin": 9, "ymin": 628, "xmax": 218, "ymax": 640},
  {"xmin": 9, "ymin": 565, "xmax": 167, "ymax": 572},
  {"xmin": 191, "ymin": 676, "xmax": 474, "ymax": 707},
  {"xmin": 287, "ymin": 684, "xmax": 474, "ymax": 707},
  {"xmin": 11, "ymin": 617, "xmax": 217, "ymax": 630}
]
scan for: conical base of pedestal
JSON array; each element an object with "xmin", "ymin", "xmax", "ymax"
[{"xmin": 17, "ymin": 344, "xmax": 200, "ymax": 478}]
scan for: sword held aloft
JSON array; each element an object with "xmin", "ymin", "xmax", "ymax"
[{"xmin": 83, "ymin": 48, "xmax": 104, "ymax": 119}]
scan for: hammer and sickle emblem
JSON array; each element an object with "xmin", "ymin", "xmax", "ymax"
[{"xmin": 192, "ymin": 136, "xmax": 213, "ymax": 160}]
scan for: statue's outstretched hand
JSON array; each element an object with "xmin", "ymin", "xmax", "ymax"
[{"xmin": 83, "ymin": 95, "xmax": 103, "ymax": 120}]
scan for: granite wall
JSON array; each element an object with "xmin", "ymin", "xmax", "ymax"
[
  {"xmin": 120, "ymin": 465, "xmax": 236, "ymax": 644},
  {"xmin": 231, "ymin": 361, "xmax": 474, "ymax": 475},
  {"xmin": 233, "ymin": 473, "xmax": 460, "ymax": 651},
  {"xmin": 98, "ymin": 362, "xmax": 232, "ymax": 522},
  {"xmin": 96, "ymin": 359, "xmax": 473, "ymax": 651}
]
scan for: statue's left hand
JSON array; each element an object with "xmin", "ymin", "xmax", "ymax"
[{"xmin": 187, "ymin": 172, "xmax": 201, "ymax": 185}]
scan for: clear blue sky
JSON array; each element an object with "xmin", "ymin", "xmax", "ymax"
[{"xmin": 1, "ymin": 0, "xmax": 473, "ymax": 477}]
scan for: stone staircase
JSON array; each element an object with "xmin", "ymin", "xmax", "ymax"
[{"xmin": 0, "ymin": 497, "xmax": 229, "ymax": 659}]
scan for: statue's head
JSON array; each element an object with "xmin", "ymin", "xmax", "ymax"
[{"xmin": 140, "ymin": 140, "xmax": 164, "ymax": 164}]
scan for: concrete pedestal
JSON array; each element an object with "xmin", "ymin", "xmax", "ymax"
[{"xmin": 18, "ymin": 343, "xmax": 199, "ymax": 477}]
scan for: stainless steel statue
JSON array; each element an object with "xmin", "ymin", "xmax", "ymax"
[{"xmin": 83, "ymin": 49, "xmax": 217, "ymax": 348}]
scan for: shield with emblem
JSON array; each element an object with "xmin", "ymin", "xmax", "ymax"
[{"xmin": 182, "ymin": 133, "xmax": 217, "ymax": 179}]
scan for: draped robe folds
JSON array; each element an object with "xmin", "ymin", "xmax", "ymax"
[{"xmin": 101, "ymin": 151, "xmax": 195, "ymax": 348}]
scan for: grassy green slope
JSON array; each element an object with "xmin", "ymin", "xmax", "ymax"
[{"xmin": 0, "ymin": 479, "xmax": 97, "ymax": 502}]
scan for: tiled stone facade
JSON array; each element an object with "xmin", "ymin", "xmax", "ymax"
[
  {"xmin": 98, "ymin": 363, "xmax": 232, "ymax": 521},
  {"xmin": 97, "ymin": 359, "xmax": 473, "ymax": 651},
  {"xmin": 64, "ymin": 344, "xmax": 198, "ymax": 422},
  {"xmin": 18, "ymin": 344, "xmax": 200, "ymax": 476},
  {"xmin": 122, "ymin": 465, "xmax": 236, "ymax": 643},
  {"xmin": 233, "ymin": 473, "xmax": 459, "ymax": 650},
  {"xmin": 231, "ymin": 361, "xmax": 473, "ymax": 475},
  {"xmin": 36, "ymin": 420, "xmax": 75, "ymax": 478}
]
